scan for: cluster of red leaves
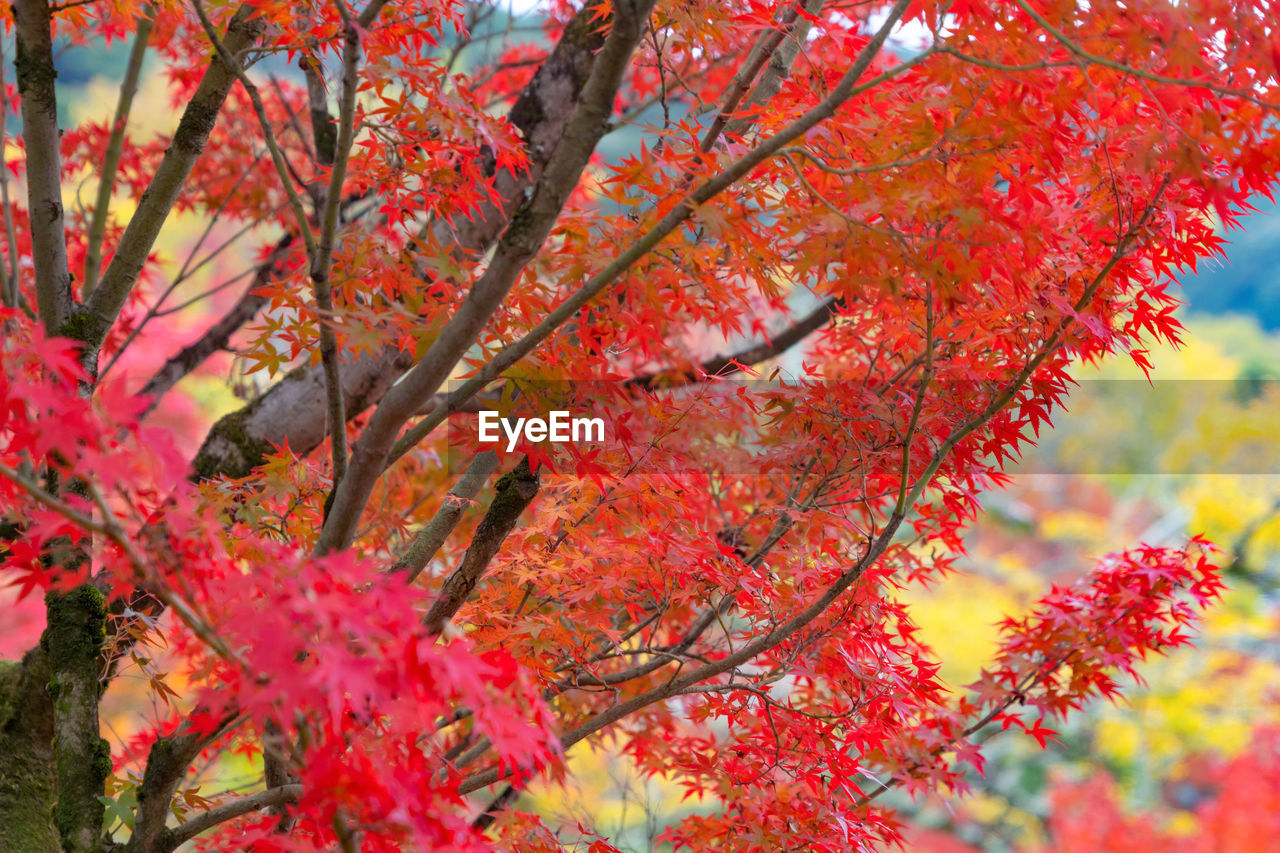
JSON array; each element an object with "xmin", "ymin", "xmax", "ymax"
[
  {"xmin": 181, "ymin": 550, "xmax": 560, "ymax": 851},
  {"xmin": 0, "ymin": 316, "xmax": 560, "ymax": 850},
  {"xmin": 635, "ymin": 544, "xmax": 1223, "ymax": 852},
  {"xmin": 0, "ymin": 315, "xmax": 186, "ymax": 598},
  {"xmin": 965, "ymin": 543, "xmax": 1223, "ymax": 727}
]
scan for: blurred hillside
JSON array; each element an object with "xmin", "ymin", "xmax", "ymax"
[{"xmin": 1179, "ymin": 195, "xmax": 1280, "ymax": 331}]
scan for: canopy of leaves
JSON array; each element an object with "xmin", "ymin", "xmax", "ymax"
[{"xmin": 1, "ymin": 1, "xmax": 1279, "ymax": 851}]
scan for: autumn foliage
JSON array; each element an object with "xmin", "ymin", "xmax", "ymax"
[
  {"xmin": 1, "ymin": 0, "xmax": 1280, "ymax": 850},
  {"xmin": 1024, "ymin": 727, "xmax": 1280, "ymax": 853}
]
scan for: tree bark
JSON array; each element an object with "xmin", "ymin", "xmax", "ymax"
[
  {"xmin": 12, "ymin": 0, "xmax": 72, "ymax": 332},
  {"xmin": 44, "ymin": 587, "xmax": 110, "ymax": 853},
  {"xmin": 70, "ymin": 5, "xmax": 266, "ymax": 374},
  {"xmin": 422, "ymin": 457, "xmax": 539, "ymax": 635},
  {"xmin": 189, "ymin": 3, "xmax": 611, "ymax": 482},
  {"xmin": 0, "ymin": 650, "xmax": 58, "ymax": 852}
]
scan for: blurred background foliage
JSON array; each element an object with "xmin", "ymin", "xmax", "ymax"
[{"xmin": 896, "ymin": 310, "xmax": 1280, "ymax": 851}]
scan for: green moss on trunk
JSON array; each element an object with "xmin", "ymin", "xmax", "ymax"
[
  {"xmin": 0, "ymin": 651, "xmax": 59, "ymax": 852},
  {"xmin": 43, "ymin": 586, "xmax": 108, "ymax": 853}
]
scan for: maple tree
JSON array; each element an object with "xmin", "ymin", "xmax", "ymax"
[{"xmin": 1, "ymin": 0, "xmax": 1279, "ymax": 850}]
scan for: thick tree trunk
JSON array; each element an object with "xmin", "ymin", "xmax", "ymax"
[
  {"xmin": 0, "ymin": 650, "xmax": 58, "ymax": 852},
  {"xmin": 45, "ymin": 586, "xmax": 111, "ymax": 853}
]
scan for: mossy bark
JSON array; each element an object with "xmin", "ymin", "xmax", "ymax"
[
  {"xmin": 126, "ymin": 729, "xmax": 207, "ymax": 853},
  {"xmin": 191, "ymin": 395, "xmax": 280, "ymax": 481},
  {"xmin": 190, "ymin": 347, "xmax": 415, "ymax": 482},
  {"xmin": 0, "ymin": 650, "xmax": 58, "ymax": 852},
  {"xmin": 44, "ymin": 586, "xmax": 109, "ymax": 853}
]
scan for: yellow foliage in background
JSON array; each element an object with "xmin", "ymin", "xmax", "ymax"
[{"xmin": 896, "ymin": 314, "xmax": 1280, "ymax": 849}]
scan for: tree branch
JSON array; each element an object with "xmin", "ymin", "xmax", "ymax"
[
  {"xmin": 127, "ymin": 715, "xmax": 240, "ymax": 853},
  {"xmin": 191, "ymin": 345, "xmax": 415, "ymax": 481},
  {"xmin": 82, "ymin": 3, "xmax": 156, "ymax": 297},
  {"xmin": 189, "ymin": 1, "xmax": 614, "ymax": 483},
  {"xmin": 628, "ymin": 297, "xmax": 840, "ymax": 390},
  {"xmin": 392, "ymin": 450, "xmax": 499, "ymax": 582},
  {"xmin": 190, "ymin": 0, "xmax": 316, "ymax": 260},
  {"xmin": 472, "ymin": 784, "xmax": 518, "ymax": 831},
  {"xmin": 356, "ymin": 0, "xmax": 393, "ymax": 29},
  {"xmin": 77, "ymin": 4, "xmax": 265, "ymax": 369},
  {"xmin": 160, "ymin": 784, "xmax": 301, "ymax": 851},
  {"xmin": 139, "ymin": 233, "xmax": 296, "ymax": 411},
  {"xmin": 720, "ymin": 0, "xmax": 824, "ymax": 141},
  {"xmin": 312, "ymin": 9, "xmax": 365, "ymax": 489},
  {"xmin": 0, "ymin": 36, "xmax": 23, "ymax": 310},
  {"xmin": 300, "ymin": 46, "xmax": 335, "ymax": 166},
  {"xmin": 317, "ymin": 0, "xmax": 660, "ymax": 553},
  {"xmin": 697, "ymin": 2, "xmax": 802, "ymax": 152},
  {"xmin": 422, "ymin": 456, "xmax": 539, "ymax": 635},
  {"xmin": 13, "ymin": 0, "xmax": 73, "ymax": 332},
  {"xmin": 461, "ymin": 510, "xmax": 905, "ymax": 797}
]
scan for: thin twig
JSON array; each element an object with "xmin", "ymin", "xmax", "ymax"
[
  {"xmin": 190, "ymin": 0, "xmax": 317, "ymax": 258},
  {"xmin": 83, "ymin": 3, "xmax": 156, "ymax": 296},
  {"xmin": 311, "ymin": 0, "xmax": 364, "ymax": 489},
  {"xmin": 1011, "ymin": 0, "xmax": 1280, "ymax": 110},
  {"xmin": 162, "ymin": 784, "xmax": 302, "ymax": 850}
]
